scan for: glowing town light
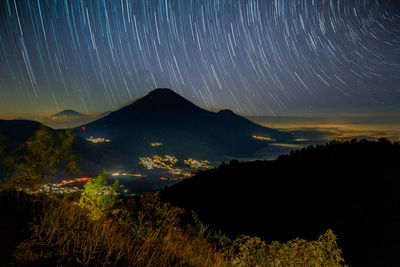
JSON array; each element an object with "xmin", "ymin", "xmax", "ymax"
[
  {"xmin": 87, "ymin": 136, "xmax": 111, "ymax": 143},
  {"xmin": 183, "ymin": 158, "xmax": 211, "ymax": 169},
  {"xmin": 252, "ymin": 135, "xmax": 276, "ymax": 141},
  {"xmin": 151, "ymin": 142, "xmax": 163, "ymax": 147}
]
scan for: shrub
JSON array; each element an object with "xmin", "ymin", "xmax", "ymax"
[
  {"xmin": 77, "ymin": 172, "xmax": 120, "ymax": 219},
  {"xmin": 227, "ymin": 229, "xmax": 346, "ymax": 266},
  {"xmin": 265, "ymin": 229, "xmax": 346, "ymax": 266}
]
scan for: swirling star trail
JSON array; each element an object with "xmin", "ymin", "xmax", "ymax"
[{"xmin": 0, "ymin": 0, "xmax": 399, "ymax": 116}]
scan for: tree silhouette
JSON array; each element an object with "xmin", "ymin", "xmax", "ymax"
[{"xmin": 6, "ymin": 126, "xmax": 78, "ymax": 190}]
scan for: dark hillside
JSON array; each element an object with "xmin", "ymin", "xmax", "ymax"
[
  {"xmin": 0, "ymin": 120, "xmax": 124, "ymax": 177},
  {"xmin": 161, "ymin": 139, "xmax": 400, "ymax": 266}
]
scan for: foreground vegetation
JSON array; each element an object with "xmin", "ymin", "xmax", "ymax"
[{"xmin": 0, "ymin": 184, "xmax": 346, "ymax": 266}]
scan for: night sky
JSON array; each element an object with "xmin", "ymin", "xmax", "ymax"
[{"xmin": 0, "ymin": 0, "xmax": 399, "ymax": 117}]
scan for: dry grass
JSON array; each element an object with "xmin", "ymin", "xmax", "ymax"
[
  {"xmin": 12, "ymin": 192, "xmax": 228, "ymax": 266},
  {"xmin": 3, "ymin": 190, "xmax": 346, "ymax": 266}
]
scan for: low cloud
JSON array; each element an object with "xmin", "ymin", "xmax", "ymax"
[{"xmin": 247, "ymin": 114, "xmax": 400, "ymax": 142}]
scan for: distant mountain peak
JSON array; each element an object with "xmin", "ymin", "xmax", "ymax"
[
  {"xmin": 46, "ymin": 109, "xmax": 91, "ymax": 127},
  {"xmin": 62, "ymin": 109, "xmax": 78, "ymax": 113},
  {"xmin": 52, "ymin": 109, "xmax": 86, "ymax": 117}
]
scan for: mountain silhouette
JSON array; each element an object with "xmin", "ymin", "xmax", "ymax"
[
  {"xmin": 73, "ymin": 88, "xmax": 294, "ymax": 162},
  {"xmin": 40, "ymin": 109, "xmax": 94, "ymax": 129},
  {"xmin": 50, "ymin": 109, "xmax": 87, "ymax": 119}
]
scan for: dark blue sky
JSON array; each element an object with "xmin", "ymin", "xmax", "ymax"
[{"xmin": 0, "ymin": 0, "xmax": 399, "ymax": 116}]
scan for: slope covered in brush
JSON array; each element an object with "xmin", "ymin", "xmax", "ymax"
[{"xmin": 162, "ymin": 139, "xmax": 400, "ymax": 266}]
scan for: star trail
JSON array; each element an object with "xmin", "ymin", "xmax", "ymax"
[{"xmin": 0, "ymin": 0, "xmax": 399, "ymax": 116}]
